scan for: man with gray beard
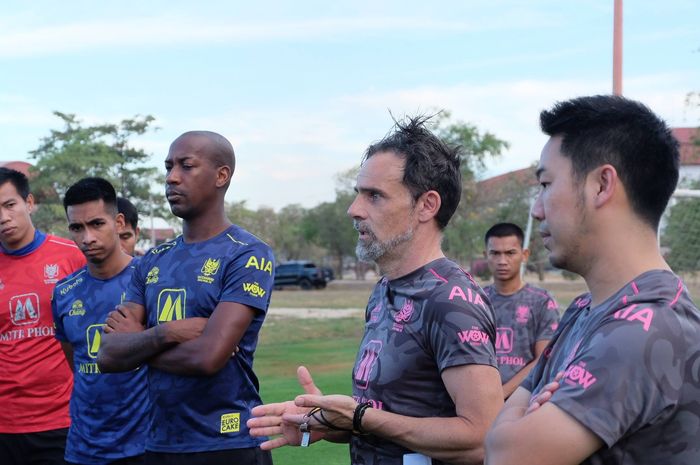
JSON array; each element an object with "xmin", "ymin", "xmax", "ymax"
[{"xmin": 248, "ymin": 117, "xmax": 503, "ymax": 465}]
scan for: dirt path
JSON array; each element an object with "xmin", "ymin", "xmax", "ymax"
[{"xmin": 268, "ymin": 307, "xmax": 364, "ymax": 319}]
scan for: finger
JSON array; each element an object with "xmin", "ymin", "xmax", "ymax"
[
  {"xmin": 297, "ymin": 366, "xmax": 322, "ymax": 396},
  {"xmin": 103, "ymin": 325, "xmax": 114, "ymax": 333},
  {"xmin": 259, "ymin": 437, "xmax": 291, "ymax": 451},
  {"xmin": 294, "ymin": 394, "xmax": 326, "ymax": 409},
  {"xmin": 248, "ymin": 425, "xmax": 283, "ymax": 437},
  {"xmin": 281, "ymin": 413, "xmax": 309, "ymax": 425},
  {"xmin": 247, "ymin": 416, "xmax": 283, "ymax": 428},
  {"xmin": 251, "ymin": 402, "xmax": 288, "ymax": 417},
  {"xmin": 554, "ymin": 371, "xmax": 565, "ymax": 382},
  {"xmin": 525, "ymin": 401, "xmax": 541, "ymax": 414},
  {"xmin": 105, "ymin": 317, "xmax": 118, "ymax": 329}
]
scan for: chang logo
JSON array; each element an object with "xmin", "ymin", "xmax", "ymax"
[
  {"xmin": 198, "ymin": 258, "xmax": 221, "ymax": 284},
  {"xmin": 86, "ymin": 324, "xmax": 104, "ymax": 358},
  {"xmin": 146, "ymin": 267, "xmax": 160, "ymax": 285},
  {"xmin": 69, "ymin": 300, "xmax": 86, "ymax": 317},
  {"xmin": 242, "ymin": 282, "xmax": 266, "ymax": 298},
  {"xmin": 157, "ymin": 289, "xmax": 186, "ymax": 323}
]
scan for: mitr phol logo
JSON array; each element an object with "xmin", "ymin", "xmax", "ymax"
[
  {"xmin": 86, "ymin": 324, "xmax": 104, "ymax": 359},
  {"xmin": 10, "ymin": 293, "xmax": 40, "ymax": 326},
  {"xmin": 157, "ymin": 289, "xmax": 186, "ymax": 323},
  {"xmin": 495, "ymin": 327, "xmax": 514, "ymax": 354}
]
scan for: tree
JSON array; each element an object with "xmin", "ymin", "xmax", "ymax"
[{"xmin": 29, "ymin": 112, "xmax": 164, "ymax": 234}]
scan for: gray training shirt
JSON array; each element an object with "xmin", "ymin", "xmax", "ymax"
[
  {"xmin": 484, "ymin": 283, "xmax": 560, "ymax": 384},
  {"xmin": 522, "ymin": 269, "xmax": 700, "ymax": 465}
]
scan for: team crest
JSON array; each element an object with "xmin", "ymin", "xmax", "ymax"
[
  {"xmin": 516, "ymin": 305, "xmax": 530, "ymax": 324},
  {"xmin": 198, "ymin": 258, "xmax": 221, "ymax": 284},
  {"xmin": 146, "ymin": 267, "xmax": 160, "ymax": 284},
  {"xmin": 44, "ymin": 264, "xmax": 60, "ymax": 283}
]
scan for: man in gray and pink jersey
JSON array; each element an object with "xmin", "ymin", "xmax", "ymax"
[
  {"xmin": 248, "ymin": 116, "xmax": 504, "ymax": 465},
  {"xmin": 485, "ymin": 96, "xmax": 700, "ymax": 465},
  {"xmin": 483, "ymin": 222, "xmax": 560, "ymax": 400}
]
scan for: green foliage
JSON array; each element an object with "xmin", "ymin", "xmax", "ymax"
[
  {"xmin": 29, "ymin": 112, "xmax": 164, "ymax": 235},
  {"xmin": 663, "ymin": 193, "xmax": 700, "ymax": 272}
]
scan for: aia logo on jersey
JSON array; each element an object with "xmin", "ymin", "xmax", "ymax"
[
  {"xmin": 10, "ymin": 293, "xmax": 40, "ymax": 326},
  {"xmin": 495, "ymin": 327, "xmax": 514, "ymax": 354},
  {"xmin": 44, "ymin": 264, "xmax": 60, "ymax": 284},
  {"xmin": 157, "ymin": 289, "xmax": 186, "ymax": 323},
  {"xmin": 516, "ymin": 306, "xmax": 530, "ymax": 324},
  {"xmin": 86, "ymin": 324, "xmax": 104, "ymax": 359}
]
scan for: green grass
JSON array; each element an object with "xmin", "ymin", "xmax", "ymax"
[
  {"xmin": 255, "ymin": 315, "xmax": 364, "ymax": 465},
  {"xmin": 270, "ymin": 280, "xmax": 375, "ymax": 309}
]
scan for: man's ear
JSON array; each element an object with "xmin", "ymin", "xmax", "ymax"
[
  {"xmin": 216, "ymin": 165, "xmax": 232, "ymax": 188},
  {"xmin": 417, "ymin": 190, "xmax": 441, "ymax": 223},
  {"xmin": 590, "ymin": 164, "xmax": 618, "ymax": 209},
  {"xmin": 115, "ymin": 212, "xmax": 126, "ymax": 230}
]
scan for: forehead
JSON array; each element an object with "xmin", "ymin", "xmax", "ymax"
[
  {"xmin": 0, "ymin": 181, "xmax": 23, "ymax": 200},
  {"xmin": 356, "ymin": 151, "xmax": 406, "ymax": 189},
  {"xmin": 66, "ymin": 199, "xmax": 112, "ymax": 221},
  {"xmin": 487, "ymin": 235, "xmax": 522, "ymax": 251},
  {"xmin": 166, "ymin": 135, "xmax": 212, "ymax": 163}
]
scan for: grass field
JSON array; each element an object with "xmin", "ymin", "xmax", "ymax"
[{"xmin": 257, "ymin": 274, "xmax": 700, "ymax": 464}]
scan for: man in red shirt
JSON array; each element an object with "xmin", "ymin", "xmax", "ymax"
[{"xmin": 0, "ymin": 168, "xmax": 86, "ymax": 465}]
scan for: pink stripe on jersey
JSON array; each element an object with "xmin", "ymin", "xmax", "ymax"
[
  {"xmin": 429, "ymin": 268, "xmax": 449, "ymax": 283},
  {"xmin": 631, "ymin": 281, "xmax": 640, "ymax": 295},
  {"xmin": 669, "ymin": 279, "xmax": 683, "ymax": 306}
]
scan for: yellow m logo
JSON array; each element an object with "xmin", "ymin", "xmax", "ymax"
[
  {"xmin": 86, "ymin": 324, "xmax": 104, "ymax": 359},
  {"xmin": 157, "ymin": 289, "xmax": 187, "ymax": 323}
]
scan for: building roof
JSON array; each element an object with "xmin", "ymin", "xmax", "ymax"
[
  {"xmin": 0, "ymin": 161, "xmax": 33, "ymax": 177},
  {"xmin": 673, "ymin": 127, "xmax": 700, "ymax": 166}
]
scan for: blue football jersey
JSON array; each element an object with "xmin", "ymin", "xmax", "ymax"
[
  {"xmin": 126, "ymin": 224, "xmax": 275, "ymax": 453},
  {"xmin": 53, "ymin": 260, "xmax": 148, "ymax": 464}
]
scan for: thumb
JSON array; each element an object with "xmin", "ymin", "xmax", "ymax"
[{"xmin": 298, "ymin": 366, "xmax": 322, "ymax": 396}]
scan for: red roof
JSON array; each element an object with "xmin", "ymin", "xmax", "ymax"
[
  {"xmin": 0, "ymin": 161, "xmax": 33, "ymax": 177},
  {"xmin": 673, "ymin": 127, "xmax": 700, "ymax": 166},
  {"xmin": 476, "ymin": 166, "xmax": 537, "ymax": 199}
]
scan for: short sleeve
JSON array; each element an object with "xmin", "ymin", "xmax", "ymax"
[
  {"xmin": 549, "ymin": 313, "xmax": 684, "ymax": 447},
  {"xmin": 535, "ymin": 295, "xmax": 560, "ymax": 341},
  {"xmin": 51, "ymin": 289, "xmax": 67, "ymax": 342},
  {"xmin": 124, "ymin": 256, "xmax": 147, "ymax": 307},
  {"xmin": 219, "ymin": 243, "xmax": 275, "ymax": 312},
  {"xmin": 427, "ymin": 284, "xmax": 498, "ymax": 372}
]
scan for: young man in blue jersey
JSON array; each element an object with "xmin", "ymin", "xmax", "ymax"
[
  {"xmin": 98, "ymin": 131, "xmax": 275, "ymax": 465},
  {"xmin": 117, "ymin": 197, "xmax": 140, "ymax": 256},
  {"xmin": 52, "ymin": 177, "xmax": 149, "ymax": 464}
]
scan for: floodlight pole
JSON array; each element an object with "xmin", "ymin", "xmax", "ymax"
[{"xmin": 613, "ymin": 0, "xmax": 623, "ymax": 95}]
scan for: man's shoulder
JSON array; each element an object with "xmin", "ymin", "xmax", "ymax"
[
  {"xmin": 44, "ymin": 234, "xmax": 80, "ymax": 252},
  {"xmin": 223, "ymin": 225, "xmax": 273, "ymax": 253},
  {"xmin": 54, "ymin": 267, "xmax": 89, "ymax": 299}
]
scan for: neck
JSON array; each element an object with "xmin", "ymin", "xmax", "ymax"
[
  {"xmin": 378, "ymin": 227, "xmax": 444, "ymax": 280},
  {"xmin": 87, "ymin": 249, "xmax": 132, "ymax": 280},
  {"xmin": 493, "ymin": 277, "xmax": 525, "ymax": 295},
  {"xmin": 580, "ymin": 222, "xmax": 669, "ymax": 307},
  {"xmin": 181, "ymin": 209, "xmax": 232, "ymax": 243}
]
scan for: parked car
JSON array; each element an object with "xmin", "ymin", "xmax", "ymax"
[{"xmin": 274, "ymin": 261, "xmax": 328, "ymax": 290}]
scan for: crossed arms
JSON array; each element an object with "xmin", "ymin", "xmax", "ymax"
[{"xmin": 97, "ymin": 300, "xmax": 255, "ymax": 376}]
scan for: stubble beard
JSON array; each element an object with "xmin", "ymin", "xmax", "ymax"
[{"xmin": 354, "ymin": 223, "xmax": 415, "ymax": 264}]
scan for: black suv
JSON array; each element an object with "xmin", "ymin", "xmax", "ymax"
[{"xmin": 274, "ymin": 261, "xmax": 329, "ymax": 290}]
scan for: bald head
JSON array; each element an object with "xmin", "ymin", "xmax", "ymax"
[{"xmin": 172, "ymin": 131, "xmax": 235, "ymax": 173}]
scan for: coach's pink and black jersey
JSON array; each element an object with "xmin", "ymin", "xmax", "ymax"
[
  {"xmin": 350, "ymin": 258, "xmax": 497, "ymax": 464},
  {"xmin": 53, "ymin": 260, "xmax": 148, "ymax": 464},
  {"xmin": 484, "ymin": 284, "xmax": 559, "ymax": 384},
  {"xmin": 522, "ymin": 270, "xmax": 700, "ymax": 464},
  {"xmin": 0, "ymin": 231, "xmax": 85, "ymax": 433},
  {"xmin": 126, "ymin": 224, "xmax": 274, "ymax": 453}
]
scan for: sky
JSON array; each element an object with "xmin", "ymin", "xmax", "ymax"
[{"xmin": 1, "ymin": 0, "xmax": 698, "ymax": 211}]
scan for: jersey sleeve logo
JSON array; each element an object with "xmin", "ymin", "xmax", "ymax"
[
  {"xmin": 146, "ymin": 266, "xmax": 160, "ymax": 284},
  {"xmin": 242, "ymin": 282, "xmax": 266, "ymax": 298},
  {"xmin": 69, "ymin": 300, "xmax": 86, "ymax": 317},
  {"xmin": 157, "ymin": 289, "xmax": 186, "ymax": 323},
  {"xmin": 10, "ymin": 293, "xmax": 40, "ymax": 326},
  {"xmin": 220, "ymin": 413, "xmax": 241, "ymax": 433},
  {"xmin": 244, "ymin": 256, "xmax": 273, "ymax": 275},
  {"xmin": 86, "ymin": 324, "xmax": 104, "ymax": 358},
  {"xmin": 198, "ymin": 258, "xmax": 221, "ymax": 284}
]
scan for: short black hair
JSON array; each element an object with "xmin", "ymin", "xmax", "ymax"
[
  {"xmin": 364, "ymin": 115, "xmax": 462, "ymax": 229},
  {"xmin": 484, "ymin": 222, "xmax": 525, "ymax": 248},
  {"xmin": 540, "ymin": 95, "xmax": 679, "ymax": 229},
  {"xmin": 0, "ymin": 167, "xmax": 30, "ymax": 200},
  {"xmin": 63, "ymin": 177, "xmax": 118, "ymax": 214},
  {"xmin": 117, "ymin": 197, "xmax": 139, "ymax": 230}
]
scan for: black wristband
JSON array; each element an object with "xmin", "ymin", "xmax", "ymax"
[{"xmin": 353, "ymin": 401, "xmax": 372, "ymax": 434}]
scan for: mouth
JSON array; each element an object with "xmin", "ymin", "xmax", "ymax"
[{"xmin": 166, "ymin": 191, "xmax": 184, "ymax": 202}]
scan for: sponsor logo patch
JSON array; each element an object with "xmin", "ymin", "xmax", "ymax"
[
  {"xmin": 146, "ymin": 267, "xmax": 160, "ymax": 284},
  {"xmin": 198, "ymin": 258, "xmax": 221, "ymax": 284},
  {"xmin": 242, "ymin": 282, "xmax": 266, "ymax": 298},
  {"xmin": 157, "ymin": 289, "xmax": 186, "ymax": 323},
  {"xmin": 220, "ymin": 413, "xmax": 240, "ymax": 433},
  {"xmin": 69, "ymin": 300, "xmax": 86, "ymax": 317},
  {"xmin": 10, "ymin": 293, "xmax": 40, "ymax": 326},
  {"xmin": 86, "ymin": 324, "xmax": 104, "ymax": 358}
]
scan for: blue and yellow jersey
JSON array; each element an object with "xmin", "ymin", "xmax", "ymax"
[
  {"xmin": 52, "ymin": 259, "xmax": 148, "ymax": 464},
  {"xmin": 126, "ymin": 224, "xmax": 275, "ymax": 453}
]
